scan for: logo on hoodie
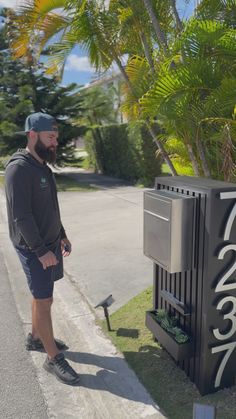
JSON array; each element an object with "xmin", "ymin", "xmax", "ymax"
[{"xmin": 40, "ymin": 177, "xmax": 49, "ymax": 189}]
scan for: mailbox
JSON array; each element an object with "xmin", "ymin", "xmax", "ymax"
[
  {"xmin": 144, "ymin": 176, "xmax": 236, "ymax": 396},
  {"xmin": 144, "ymin": 190, "xmax": 195, "ymax": 273}
]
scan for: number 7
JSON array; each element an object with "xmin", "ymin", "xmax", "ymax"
[
  {"xmin": 220, "ymin": 192, "xmax": 236, "ymax": 240},
  {"xmin": 211, "ymin": 342, "xmax": 236, "ymax": 387}
]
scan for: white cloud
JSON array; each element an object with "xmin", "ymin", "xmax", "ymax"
[
  {"xmin": 65, "ymin": 55, "xmax": 96, "ymax": 73},
  {"xmin": 111, "ymin": 54, "xmax": 128, "ymax": 72},
  {"xmin": 0, "ymin": 0, "xmax": 20, "ymax": 8}
]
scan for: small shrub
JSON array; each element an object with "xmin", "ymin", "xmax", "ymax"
[
  {"xmin": 154, "ymin": 309, "xmax": 189, "ymax": 344},
  {"xmin": 85, "ymin": 123, "xmax": 161, "ymax": 185}
]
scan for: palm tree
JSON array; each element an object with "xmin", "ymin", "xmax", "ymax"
[
  {"xmin": 8, "ymin": 0, "xmax": 178, "ymax": 175},
  {"xmin": 142, "ymin": 0, "xmax": 168, "ymax": 52},
  {"xmin": 110, "ymin": 0, "xmax": 155, "ymax": 73},
  {"xmin": 169, "ymin": 0, "xmax": 183, "ymax": 33},
  {"xmin": 8, "ymin": 1, "xmax": 70, "ymax": 63},
  {"xmin": 138, "ymin": 18, "xmax": 236, "ymax": 179}
]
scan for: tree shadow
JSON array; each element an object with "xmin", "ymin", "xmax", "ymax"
[
  {"xmin": 64, "ymin": 349, "xmax": 163, "ymax": 414},
  {"xmin": 116, "ymin": 328, "xmax": 139, "ymax": 338},
  {"xmin": 64, "ymin": 344, "xmax": 236, "ymax": 418}
]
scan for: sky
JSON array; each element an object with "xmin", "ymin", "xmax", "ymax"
[{"xmin": 0, "ymin": 0, "xmax": 196, "ymax": 87}]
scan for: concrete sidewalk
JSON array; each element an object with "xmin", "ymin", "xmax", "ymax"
[{"xmin": 0, "ymin": 174, "xmax": 166, "ymax": 419}]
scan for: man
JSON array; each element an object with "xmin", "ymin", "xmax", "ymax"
[{"xmin": 5, "ymin": 112, "xmax": 80, "ymax": 385}]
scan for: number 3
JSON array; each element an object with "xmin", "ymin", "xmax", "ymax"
[{"xmin": 213, "ymin": 296, "xmax": 236, "ymax": 340}]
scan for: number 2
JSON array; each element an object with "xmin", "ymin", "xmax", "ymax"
[{"xmin": 216, "ymin": 245, "xmax": 236, "ymax": 293}]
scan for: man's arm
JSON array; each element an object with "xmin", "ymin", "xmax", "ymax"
[
  {"xmin": 60, "ymin": 224, "xmax": 67, "ymax": 240},
  {"xmin": 5, "ymin": 164, "xmax": 49, "ymax": 257}
]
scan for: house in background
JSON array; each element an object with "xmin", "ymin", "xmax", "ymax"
[{"xmin": 82, "ymin": 71, "xmax": 127, "ymax": 123}]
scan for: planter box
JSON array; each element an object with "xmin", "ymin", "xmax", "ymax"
[{"xmin": 146, "ymin": 311, "xmax": 193, "ymax": 362}]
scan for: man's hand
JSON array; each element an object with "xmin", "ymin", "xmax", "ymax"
[
  {"xmin": 61, "ymin": 238, "xmax": 72, "ymax": 257},
  {"xmin": 38, "ymin": 251, "xmax": 58, "ymax": 270}
]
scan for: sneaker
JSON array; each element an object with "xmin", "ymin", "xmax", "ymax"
[
  {"xmin": 43, "ymin": 353, "xmax": 80, "ymax": 385},
  {"xmin": 26, "ymin": 333, "xmax": 68, "ymax": 352}
]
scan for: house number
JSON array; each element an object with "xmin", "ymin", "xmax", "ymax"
[{"xmin": 211, "ymin": 192, "xmax": 236, "ymax": 388}]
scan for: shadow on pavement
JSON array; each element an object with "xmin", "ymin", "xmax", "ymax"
[{"xmin": 64, "ymin": 350, "xmax": 159, "ymax": 408}]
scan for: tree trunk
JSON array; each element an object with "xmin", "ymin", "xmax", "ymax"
[
  {"xmin": 28, "ymin": 60, "xmax": 38, "ymax": 111},
  {"xmin": 198, "ymin": 141, "xmax": 211, "ymax": 177},
  {"xmin": 221, "ymin": 123, "xmax": 235, "ymax": 181},
  {"xmin": 196, "ymin": 127, "xmax": 211, "ymax": 177},
  {"xmin": 113, "ymin": 53, "xmax": 177, "ymax": 175},
  {"xmin": 142, "ymin": 0, "xmax": 168, "ymax": 53},
  {"xmin": 186, "ymin": 142, "xmax": 200, "ymax": 176},
  {"xmin": 147, "ymin": 124, "xmax": 178, "ymax": 175},
  {"xmin": 114, "ymin": 56, "xmax": 136, "ymax": 96},
  {"xmin": 169, "ymin": 0, "xmax": 183, "ymax": 33},
  {"xmin": 140, "ymin": 31, "xmax": 155, "ymax": 75}
]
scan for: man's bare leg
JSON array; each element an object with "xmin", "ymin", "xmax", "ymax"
[
  {"xmin": 32, "ymin": 297, "xmax": 59, "ymax": 359},
  {"xmin": 31, "ymin": 299, "xmax": 39, "ymax": 339}
]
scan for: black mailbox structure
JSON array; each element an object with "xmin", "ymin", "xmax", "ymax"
[{"xmin": 144, "ymin": 176, "xmax": 236, "ymax": 395}]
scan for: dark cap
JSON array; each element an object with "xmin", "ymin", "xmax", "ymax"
[{"xmin": 25, "ymin": 112, "xmax": 58, "ymax": 133}]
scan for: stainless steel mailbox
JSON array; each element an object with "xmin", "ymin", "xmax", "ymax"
[{"xmin": 144, "ymin": 190, "xmax": 195, "ymax": 273}]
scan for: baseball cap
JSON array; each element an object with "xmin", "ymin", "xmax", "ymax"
[
  {"xmin": 25, "ymin": 112, "xmax": 58, "ymax": 132},
  {"xmin": 16, "ymin": 112, "xmax": 58, "ymax": 135}
]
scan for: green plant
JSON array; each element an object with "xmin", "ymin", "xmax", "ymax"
[
  {"xmin": 85, "ymin": 122, "xmax": 161, "ymax": 185},
  {"xmin": 54, "ymin": 174, "xmax": 97, "ymax": 192},
  {"xmin": 0, "ymin": 176, "xmax": 5, "ymax": 188},
  {"xmin": 154, "ymin": 309, "xmax": 189, "ymax": 344}
]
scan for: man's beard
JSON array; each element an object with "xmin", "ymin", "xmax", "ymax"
[{"xmin": 35, "ymin": 136, "xmax": 57, "ymax": 163}]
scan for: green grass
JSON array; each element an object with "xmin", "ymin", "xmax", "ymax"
[
  {"xmin": 162, "ymin": 163, "xmax": 172, "ymax": 175},
  {"xmin": 55, "ymin": 174, "xmax": 97, "ymax": 192},
  {"xmin": 61, "ymin": 158, "xmax": 86, "ymax": 168},
  {"xmin": 101, "ymin": 287, "xmax": 236, "ymax": 419},
  {"xmin": 60, "ymin": 150, "xmax": 90, "ymax": 169},
  {"xmin": 162, "ymin": 162, "xmax": 194, "ymax": 176},
  {"xmin": 0, "ymin": 156, "xmax": 9, "ymax": 171},
  {"xmin": 0, "ymin": 174, "xmax": 97, "ymax": 192},
  {"xmin": 0, "ymin": 176, "xmax": 4, "ymax": 188}
]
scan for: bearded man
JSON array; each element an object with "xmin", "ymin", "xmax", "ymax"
[{"xmin": 5, "ymin": 112, "xmax": 80, "ymax": 385}]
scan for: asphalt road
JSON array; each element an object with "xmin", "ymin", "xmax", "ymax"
[{"xmin": 0, "ymin": 249, "xmax": 48, "ymax": 419}]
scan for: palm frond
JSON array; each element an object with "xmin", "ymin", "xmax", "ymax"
[
  {"xmin": 18, "ymin": 0, "xmax": 66, "ymax": 15},
  {"xmin": 8, "ymin": 0, "xmax": 68, "ymax": 58},
  {"xmin": 140, "ymin": 63, "xmax": 212, "ymax": 119},
  {"xmin": 203, "ymin": 78, "xmax": 236, "ymax": 117},
  {"xmin": 173, "ymin": 19, "xmax": 235, "ymax": 62},
  {"xmin": 121, "ymin": 55, "xmax": 153, "ymax": 119},
  {"xmin": 196, "ymin": 0, "xmax": 236, "ymax": 27}
]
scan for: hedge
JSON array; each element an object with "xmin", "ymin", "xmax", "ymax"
[{"xmin": 85, "ymin": 123, "xmax": 161, "ymax": 186}]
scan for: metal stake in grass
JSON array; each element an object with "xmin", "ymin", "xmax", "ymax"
[{"xmin": 95, "ymin": 294, "xmax": 114, "ymax": 331}]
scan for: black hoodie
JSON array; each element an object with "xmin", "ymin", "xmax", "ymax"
[{"xmin": 5, "ymin": 150, "xmax": 66, "ymax": 257}]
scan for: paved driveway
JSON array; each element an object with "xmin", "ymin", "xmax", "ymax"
[{"xmin": 58, "ymin": 170, "xmax": 153, "ymax": 316}]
